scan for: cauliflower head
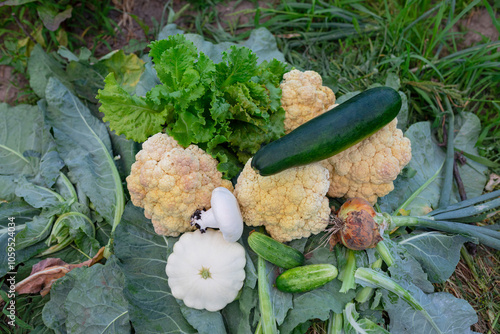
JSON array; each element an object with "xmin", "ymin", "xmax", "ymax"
[
  {"xmin": 234, "ymin": 158, "xmax": 330, "ymax": 242},
  {"xmin": 280, "ymin": 69, "xmax": 337, "ymax": 133},
  {"xmin": 321, "ymin": 118, "xmax": 412, "ymax": 204},
  {"xmin": 126, "ymin": 133, "xmax": 233, "ymax": 236}
]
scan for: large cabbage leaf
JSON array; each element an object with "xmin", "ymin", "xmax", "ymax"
[
  {"xmin": 44, "ymin": 78, "xmax": 124, "ymax": 231},
  {"xmin": 379, "ymin": 112, "xmax": 488, "ymax": 215}
]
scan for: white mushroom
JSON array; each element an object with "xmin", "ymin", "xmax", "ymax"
[{"xmin": 190, "ymin": 187, "xmax": 244, "ymax": 242}]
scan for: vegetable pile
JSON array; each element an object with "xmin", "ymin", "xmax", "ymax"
[{"xmin": 1, "ymin": 26, "xmax": 499, "ymax": 334}]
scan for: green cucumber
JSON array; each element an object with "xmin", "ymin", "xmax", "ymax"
[
  {"xmin": 276, "ymin": 264, "xmax": 338, "ymax": 293},
  {"xmin": 251, "ymin": 87, "xmax": 402, "ymax": 176},
  {"xmin": 248, "ymin": 231, "xmax": 305, "ymax": 269}
]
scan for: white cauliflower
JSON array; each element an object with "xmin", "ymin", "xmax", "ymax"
[
  {"xmin": 126, "ymin": 133, "xmax": 233, "ymax": 236},
  {"xmin": 234, "ymin": 158, "xmax": 330, "ymax": 242},
  {"xmin": 280, "ymin": 69, "xmax": 337, "ymax": 133},
  {"xmin": 321, "ymin": 118, "xmax": 412, "ymax": 204}
]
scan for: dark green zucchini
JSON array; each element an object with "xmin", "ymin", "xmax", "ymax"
[
  {"xmin": 251, "ymin": 87, "xmax": 402, "ymax": 176},
  {"xmin": 276, "ymin": 264, "xmax": 338, "ymax": 293},
  {"xmin": 248, "ymin": 231, "xmax": 305, "ymax": 269}
]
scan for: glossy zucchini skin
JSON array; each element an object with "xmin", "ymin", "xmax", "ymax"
[
  {"xmin": 251, "ymin": 87, "xmax": 402, "ymax": 176},
  {"xmin": 248, "ymin": 232, "xmax": 305, "ymax": 269},
  {"xmin": 276, "ymin": 264, "xmax": 338, "ymax": 293}
]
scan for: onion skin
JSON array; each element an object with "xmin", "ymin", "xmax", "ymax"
[
  {"xmin": 337, "ymin": 198, "xmax": 376, "ymax": 219},
  {"xmin": 336, "ymin": 198, "xmax": 383, "ymax": 250}
]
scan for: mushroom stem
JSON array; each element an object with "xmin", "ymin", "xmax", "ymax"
[
  {"xmin": 193, "ymin": 209, "xmax": 218, "ymax": 232},
  {"xmin": 190, "ymin": 187, "xmax": 244, "ymax": 242}
]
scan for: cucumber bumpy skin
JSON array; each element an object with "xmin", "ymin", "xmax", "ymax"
[
  {"xmin": 248, "ymin": 231, "xmax": 305, "ymax": 269},
  {"xmin": 251, "ymin": 87, "xmax": 402, "ymax": 176},
  {"xmin": 276, "ymin": 264, "xmax": 339, "ymax": 293}
]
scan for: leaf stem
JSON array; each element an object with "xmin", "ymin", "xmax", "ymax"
[
  {"xmin": 257, "ymin": 256, "xmax": 277, "ymax": 334},
  {"xmin": 327, "ymin": 311, "xmax": 343, "ymax": 334},
  {"xmin": 375, "ymin": 215, "xmax": 500, "ymax": 249},
  {"xmin": 393, "ymin": 160, "xmax": 444, "ymax": 215},
  {"xmin": 354, "ymin": 268, "xmax": 443, "ymax": 334},
  {"xmin": 438, "ymin": 100, "xmax": 455, "ymax": 209},
  {"xmin": 376, "ymin": 241, "xmax": 394, "ymax": 267},
  {"xmin": 355, "ymin": 258, "xmax": 383, "ymax": 303},
  {"xmin": 339, "ymin": 249, "xmax": 357, "ymax": 293}
]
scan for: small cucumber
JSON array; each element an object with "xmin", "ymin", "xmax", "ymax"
[
  {"xmin": 276, "ymin": 264, "xmax": 338, "ymax": 293},
  {"xmin": 248, "ymin": 231, "xmax": 305, "ymax": 269},
  {"xmin": 251, "ymin": 87, "xmax": 402, "ymax": 176}
]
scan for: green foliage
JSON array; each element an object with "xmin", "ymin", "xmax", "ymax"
[
  {"xmin": 379, "ymin": 112, "xmax": 488, "ymax": 215},
  {"xmin": 42, "ymin": 256, "xmax": 130, "ymax": 333}
]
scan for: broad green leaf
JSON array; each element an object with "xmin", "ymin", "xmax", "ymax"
[
  {"xmin": 42, "ymin": 257, "xmax": 130, "ymax": 334},
  {"xmin": 0, "ymin": 103, "xmax": 63, "ymax": 190},
  {"xmin": 0, "ymin": 200, "xmax": 40, "ymax": 225},
  {"xmin": 452, "ymin": 112, "xmax": 488, "ymax": 199},
  {"xmin": 379, "ymin": 122, "xmax": 445, "ymax": 215},
  {"xmin": 65, "ymin": 61, "xmax": 107, "ymax": 104},
  {"xmin": 382, "ymin": 239, "xmax": 435, "ymax": 293},
  {"xmin": 28, "ymin": 44, "xmax": 72, "ymax": 98},
  {"xmin": 382, "ymin": 289, "xmax": 477, "ymax": 334},
  {"xmin": 64, "ymin": 257, "xmax": 130, "ymax": 334},
  {"xmin": 42, "ymin": 271, "xmax": 77, "ymax": 333},
  {"xmin": 97, "ymin": 73, "xmax": 168, "ymax": 143},
  {"xmin": 57, "ymin": 46, "xmax": 79, "ymax": 62},
  {"xmin": 101, "ymin": 50, "xmax": 145, "ymax": 94},
  {"xmin": 108, "ymin": 130, "xmax": 142, "ymax": 181},
  {"xmin": 134, "ymin": 59, "xmax": 161, "ymax": 97},
  {"xmin": 36, "ymin": 6, "xmax": 72, "ymax": 31},
  {"xmin": 279, "ymin": 279, "xmax": 356, "ymax": 333},
  {"xmin": 50, "ymin": 212, "xmax": 100, "ymax": 257},
  {"xmin": 371, "ymin": 243, "xmax": 478, "ymax": 334},
  {"xmin": 113, "ymin": 203, "xmax": 197, "ymax": 333},
  {"xmin": 380, "ymin": 113, "xmax": 488, "ymax": 215},
  {"xmin": 44, "ymin": 78, "xmax": 124, "ymax": 232},
  {"xmin": 178, "ymin": 301, "xmax": 227, "ymax": 334},
  {"xmin": 15, "ymin": 177, "xmax": 64, "ymax": 209},
  {"xmin": 15, "ymin": 208, "xmax": 61, "ymax": 250},
  {"xmin": 398, "ymin": 232, "xmax": 469, "ymax": 283},
  {"xmin": 221, "ymin": 229, "xmax": 259, "ymax": 333},
  {"xmin": 157, "ymin": 25, "xmax": 285, "ymax": 64},
  {"xmin": 0, "ymin": 175, "xmax": 17, "ymax": 202}
]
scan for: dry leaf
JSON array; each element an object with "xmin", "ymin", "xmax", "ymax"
[{"xmin": 15, "ymin": 247, "xmax": 105, "ymax": 296}]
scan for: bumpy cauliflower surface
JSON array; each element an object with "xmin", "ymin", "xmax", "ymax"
[
  {"xmin": 126, "ymin": 133, "xmax": 233, "ymax": 236},
  {"xmin": 234, "ymin": 159, "xmax": 330, "ymax": 242},
  {"xmin": 280, "ymin": 70, "xmax": 337, "ymax": 133},
  {"xmin": 321, "ymin": 118, "xmax": 412, "ymax": 204}
]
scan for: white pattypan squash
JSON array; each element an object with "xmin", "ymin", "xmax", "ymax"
[{"xmin": 165, "ymin": 229, "xmax": 246, "ymax": 312}]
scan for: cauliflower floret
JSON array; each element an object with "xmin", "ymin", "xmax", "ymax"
[
  {"xmin": 234, "ymin": 158, "xmax": 330, "ymax": 242},
  {"xmin": 280, "ymin": 70, "xmax": 337, "ymax": 133},
  {"xmin": 321, "ymin": 118, "xmax": 412, "ymax": 204},
  {"xmin": 126, "ymin": 133, "xmax": 233, "ymax": 236}
]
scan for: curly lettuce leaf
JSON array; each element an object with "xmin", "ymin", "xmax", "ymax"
[
  {"xmin": 97, "ymin": 34, "xmax": 286, "ymax": 179},
  {"xmin": 97, "ymin": 73, "xmax": 168, "ymax": 143}
]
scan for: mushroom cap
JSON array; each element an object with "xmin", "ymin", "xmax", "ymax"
[{"xmin": 211, "ymin": 187, "xmax": 244, "ymax": 242}]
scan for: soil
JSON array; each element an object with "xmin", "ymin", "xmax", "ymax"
[
  {"xmin": 0, "ymin": 3, "xmax": 497, "ymax": 105},
  {"xmin": 451, "ymin": 7, "xmax": 499, "ymax": 51}
]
